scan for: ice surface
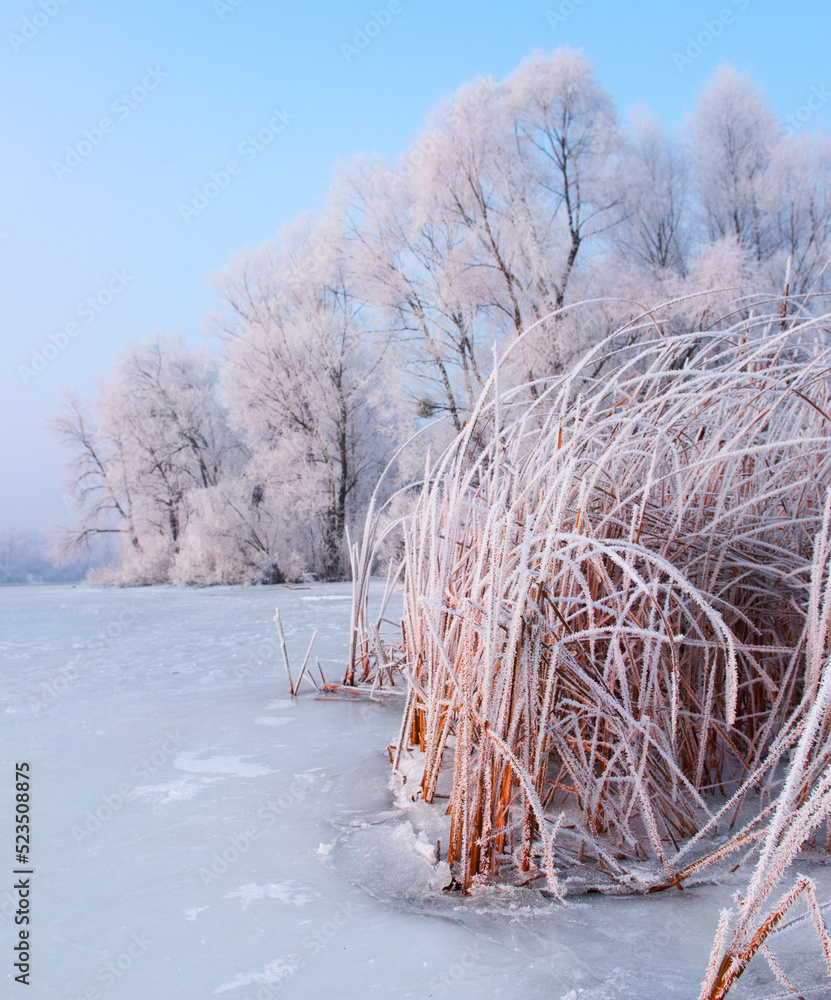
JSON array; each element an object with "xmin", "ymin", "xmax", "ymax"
[{"xmin": 2, "ymin": 581, "xmax": 830, "ymax": 999}]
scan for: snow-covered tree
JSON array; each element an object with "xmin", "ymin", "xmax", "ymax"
[
  {"xmin": 612, "ymin": 112, "xmax": 691, "ymax": 275},
  {"xmin": 506, "ymin": 48, "xmax": 621, "ymax": 312},
  {"xmin": 215, "ymin": 213, "xmax": 398, "ymax": 580},
  {"xmin": 50, "ymin": 336, "xmax": 237, "ymax": 582},
  {"xmin": 341, "ymin": 153, "xmax": 492, "ymax": 432},
  {"xmin": 343, "ymin": 48, "xmax": 622, "ymax": 422},
  {"xmin": 171, "ymin": 440, "xmax": 324, "ymax": 586},
  {"xmin": 687, "ymin": 66, "xmax": 780, "ymax": 263},
  {"xmin": 764, "ymin": 130, "xmax": 831, "ymax": 297}
]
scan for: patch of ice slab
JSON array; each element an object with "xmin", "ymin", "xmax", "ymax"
[
  {"xmin": 173, "ymin": 752, "xmax": 274, "ymax": 777},
  {"xmin": 225, "ymin": 881, "xmax": 317, "ymax": 909},
  {"xmin": 132, "ymin": 777, "xmax": 212, "ymax": 802},
  {"xmin": 213, "ymin": 957, "xmax": 298, "ymax": 993}
]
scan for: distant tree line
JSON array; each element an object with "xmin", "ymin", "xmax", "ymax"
[{"xmin": 0, "ymin": 529, "xmax": 93, "ymax": 584}]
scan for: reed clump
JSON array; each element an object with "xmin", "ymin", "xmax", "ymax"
[
  {"xmin": 346, "ymin": 294, "xmax": 831, "ymax": 992},
  {"xmin": 349, "ymin": 296, "xmax": 830, "ymax": 904}
]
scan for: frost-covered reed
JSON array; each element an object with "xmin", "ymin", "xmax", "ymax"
[
  {"xmin": 352, "ymin": 296, "xmax": 831, "ymax": 928},
  {"xmin": 396, "ymin": 307, "xmax": 831, "ymax": 889},
  {"xmin": 698, "ymin": 488, "xmax": 831, "ymax": 998}
]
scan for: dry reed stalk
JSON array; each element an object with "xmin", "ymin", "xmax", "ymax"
[
  {"xmin": 294, "ymin": 630, "xmax": 317, "ymax": 691},
  {"xmin": 273, "ymin": 607, "xmax": 294, "ymax": 696}
]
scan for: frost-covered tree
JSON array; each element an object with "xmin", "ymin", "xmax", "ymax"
[
  {"xmin": 506, "ymin": 48, "xmax": 621, "ymax": 313},
  {"xmin": 424, "ymin": 49, "xmax": 621, "ymax": 376},
  {"xmin": 687, "ymin": 66, "xmax": 780, "ymax": 263},
  {"xmin": 341, "ymin": 151, "xmax": 493, "ymax": 432},
  {"xmin": 215, "ymin": 213, "xmax": 398, "ymax": 580},
  {"xmin": 343, "ymin": 48, "xmax": 622, "ymax": 422},
  {"xmin": 50, "ymin": 336, "xmax": 237, "ymax": 583},
  {"xmin": 686, "ymin": 67, "xmax": 831, "ymax": 301},
  {"xmin": 612, "ymin": 112, "xmax": 691, "ymax": 275},
  {"xmin": 764, "ymin": 131, "xmax": 831, "ymax": 297}
]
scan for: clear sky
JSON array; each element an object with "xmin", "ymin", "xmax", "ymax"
[{"xmin": 2, "ymin": 0, "xmax": 829, "ymax": 534}]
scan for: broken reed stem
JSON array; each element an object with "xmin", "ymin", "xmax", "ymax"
[
  {"xmin": 295, "ymin": 630, "xmax": 318, "ymax": 692},
  {"xmin": 273, "ymin": 607, "xmax": 294, "ymax": 696}
]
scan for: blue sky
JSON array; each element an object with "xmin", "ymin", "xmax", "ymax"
[{"xmin": 1, "ymin": 0, "xmax": 829, "ymax": 533}]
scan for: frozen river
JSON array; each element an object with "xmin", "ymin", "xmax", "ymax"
[{"xmin": 2, "ymin": 583, "xmax": 829, "ymax": 999}]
